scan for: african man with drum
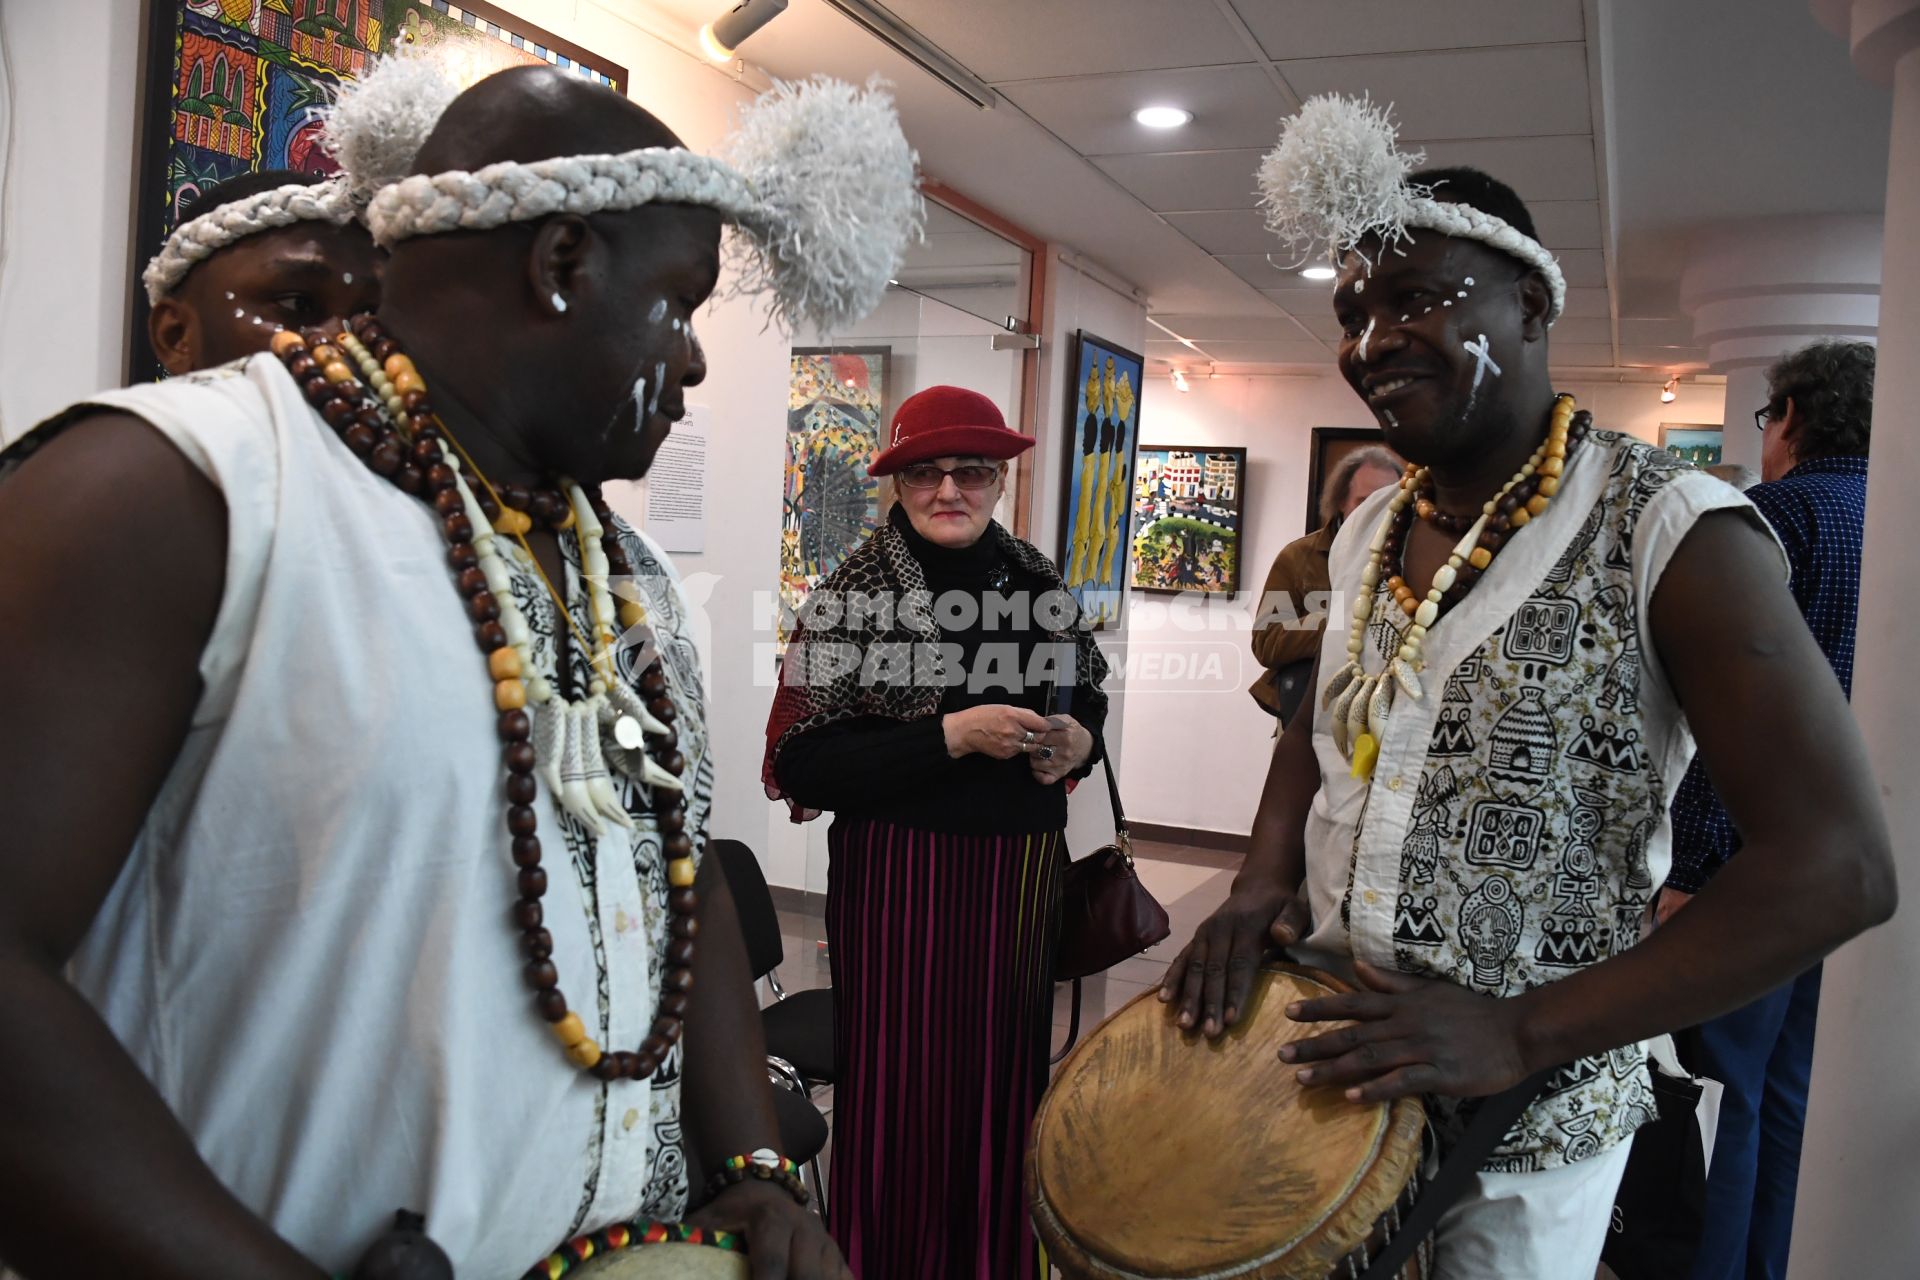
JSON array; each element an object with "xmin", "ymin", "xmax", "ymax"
[{"xmin": 1160, "ymin": 98, "xmax": 1895, "ymax": 1277}]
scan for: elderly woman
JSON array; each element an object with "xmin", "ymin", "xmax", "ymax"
[{"xmin": 763, "ymin": 386, "xmax": 1109, "ymax": 1280}]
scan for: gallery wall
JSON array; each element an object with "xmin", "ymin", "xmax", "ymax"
[{"xmin": 1117, "ymin": 369, "xmax": 1727, "ymax": 839}]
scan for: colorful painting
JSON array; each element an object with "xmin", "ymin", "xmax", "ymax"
[
  {"xmin": 1660, "ymin": 424, "xmax": 1724, "ymax": 467},
  {"xmin": 1130, "ymin": 446, "xmax": 1245, "ymax": 595},
  {"xmin": 782, "ymin": 348, "xmax": 891, "ymax": 646},
  {"xmin": 132, "ymin": 1, "xmax": 628, "ymax": 380},
  {"xmin": 1059, "ymin": 332, "xmax": 1145, "ymax": 628}
]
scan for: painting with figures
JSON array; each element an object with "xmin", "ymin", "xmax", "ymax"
[{"xmin": 1130, "ymin": 446, "xmax": 1246, "ymax": 596}]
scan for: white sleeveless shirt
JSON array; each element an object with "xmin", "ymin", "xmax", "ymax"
[{"xmin": 25, "ymin": 355, "xmax": 713, "ymax": 1277}]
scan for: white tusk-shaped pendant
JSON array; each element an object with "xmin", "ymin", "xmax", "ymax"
[
  {"xmin": 534, "ymin": 698, "xmax": 566, "ymax": 800},
  {"xmin": 607, "ymin": 679, "xmax": 671, "ymax": 739},
  {"xmin": 1391, "ymin": 657, "xmax": 1424, "ymax": 701},
  {"xmin": 639, "ymin": 750, "xmax": 686, "ymax": 795},
  {"xmin": 1329, "ymin": 670, "xmax": 1365, "ymax": 754},
  {"xmin": 1345, "ymin": 674, "xmax": 1375, "ymax": 755},
  {"xmin": 1322, "ymin": 661, "xmax": 1359, "ymax": 711},
  {"xmin": 1367, "ymin": 670, "xmax": 1396, "ymax": 738},
  {"xmin": 582, "ymin": 699, "xmax": 635, "ymax": 830},
  {"xmin": 559, "ymin": 704, "xmax": 602, "ymax": 837}
]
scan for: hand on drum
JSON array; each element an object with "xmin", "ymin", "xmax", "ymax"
[
  {"xmin": 1279, "ymin": 961, "xmax": 1534, "ymax": 1102},
  {"xmin": 688, "ymin": 1181, "xmax": 852, "ymax": 1280},
  {"xmin": 1157, "ymin": 881, "xmax": 1311, "ymax": 1037}
]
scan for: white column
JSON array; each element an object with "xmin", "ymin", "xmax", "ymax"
[
  {"xmin": 1790, "ymin": 3, "xmax": 1920, "ymax": 1275},
  {"xmin": 1679, "ymin": 216, "xmax": 1882, "ymax": 474}
]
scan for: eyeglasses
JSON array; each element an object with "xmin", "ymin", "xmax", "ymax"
[
  {"xmin": 898, "ymin": 463, "xmax": 1000, "ymax": 490},
  {"xmin": 1754, "ymin": 404, "xmax": 1776, "ymax": 434}
]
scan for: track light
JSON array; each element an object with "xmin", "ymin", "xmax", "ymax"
[
  {"xmin": 1300, "ymin": 266, "xmax": 1337, "ymax": 281},
  {"xmin": 1171, "ymin": 369, "xmax": 1190, "ymax": 393},
  {"xmin": 1660, "ymin": 377, "xmax": 1678, "ymax": 404},
  {"xmin": 699, "ymin": 0, "xmax": 788, "ymax": 62},
  {"xmin": 1133, "ymin": 106, "xmax": 1192, "ymax": 129}
]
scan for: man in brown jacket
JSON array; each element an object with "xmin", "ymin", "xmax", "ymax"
[{"xmin": 1250, "ymin": 446, "xmax": 1400, "ymax": 720}]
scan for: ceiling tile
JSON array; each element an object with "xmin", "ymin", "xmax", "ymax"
[
  {"xmin": 1000, "ymin": 65, "xmax": 1290, "ymax": 156},
  {"xmin": 1619, "ymin": 318, "xmax": 1695, "ymax": 347},
  {"xmin": 1410, "ymin": 135, "xmax": 1599, "ymax": 202},
  {"xmin": 1555, "ymin": 250, "xmax": 1607, "ymax": 289},
  {"xmin": 1185, "ymin": 339, "xmax": 1335, "ymax": 363},
  {"xmin": 1528, "ymin": 201, "xmax": 1603, "ymax": 250},
  {"xmin": 1548, "ymin": 344, "xmax": 1620, "ymax": 367},
  {"xmin": 1548, "ymin": 317, "xmax": 1613, "ymax": 345},
  {"xmin": 1153, "ymin": 314, "xmax": 1311, "ymax": 342},
  {"xmin": 880, "ymin": 0, "xmax": 1256, "ymax": 82},
  {"xmin": 1091, "ymin": 149, "xmax": 1269, "ymax": 211},
  {"xmin": 1560, "ymin": 287, "xmax": 1611, "ymax": 319},
  {"xmin": 1290, "ymin": 313, "xmax": 1348, "ymax": 341},
  {"xmin": 1219, "ymin": 252, "xmax": 1325, "ymax": 291},
  {"xmin": 1277, "ymin": 45, "xmax": 1593, "ymax": 140},
  {"xmin": 1618, "ymin": 346, "xmax": 1712, "ymax": 369},
  {"xmin": 1232, "ymin": 0, "xmax": 1584, "ymax": 61},
  {"xmin": 1163, "ymin": 209, "xmax": 1278, "ymax": 254}
]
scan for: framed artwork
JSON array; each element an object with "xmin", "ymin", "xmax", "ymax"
[
  {"xmin": 782, "ymin": 347, "xmax": 891, "ymax": 646},
  {"xmin": 1059, "ymin": 331, "xmax": 1145, "ymax": 628},
  {"xmin": 130, "ymin": 1, "xmax": 628, "ymax": 382},
  {"xmin": 1130, "ymin": 445, "xmax": 1246, "ymax": 596},
  {"xmin": 1660, "ymin": 424, "xmax": 1724, "ymax": 467},
  {"xmin": 1305, "ymin": 426, "xmax": 1391, "ymax": 535}
]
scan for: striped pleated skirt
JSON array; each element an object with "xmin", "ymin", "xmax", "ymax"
[{"xmin": 824, "ymin": 816, "xmax": 1067, "ymax": 1280}]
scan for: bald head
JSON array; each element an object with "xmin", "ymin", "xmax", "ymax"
[{"xmin": 412, "ymin": 65, "xmax": 682, "ymax": 175}]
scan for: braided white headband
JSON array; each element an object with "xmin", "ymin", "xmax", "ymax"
[
  {"xmin": 367, "ymin": 149, "xmax": 759, "ymax": 244},
  {"xmin": 1257, "ymin": 95, "xmax": 1566, "ymax": 324},
  {"xmin": 331, "ymin": 59, "xmax": 922, "ymax": 335},
  {"xmin": 142, "ymin": 178, "xmax": 356, "ymax": 304}
]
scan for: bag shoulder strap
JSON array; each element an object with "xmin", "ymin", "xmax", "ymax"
[
  {"xmin": 1354, "ymin": 1066, "xmax": 1557, "ymax": 1280},
  {"xmin": 1098, "ymin": 734, "xmax": 1126, "ymax": 831}
]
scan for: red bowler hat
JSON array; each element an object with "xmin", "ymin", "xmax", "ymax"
[{"xmin": 868, "ymin": 385, "xmax": 1035, "ymax": 476}]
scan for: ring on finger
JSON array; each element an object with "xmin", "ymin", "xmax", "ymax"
[{"xmin": 1037, "ymin": 745, "xmax": 1055, "ymax": 760}]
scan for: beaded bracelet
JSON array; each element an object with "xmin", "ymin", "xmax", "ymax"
[
  {"xmin": 522, "ymin": 1219, "xmax": 745, "ymax": 1280},
  {"xmin": 703, "ymin": 1149, "xmax": 810, "ymax": 1207}
]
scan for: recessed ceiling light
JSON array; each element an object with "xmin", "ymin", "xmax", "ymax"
[
  {"xmin": 1132, "ymin": 106, "xmax": 1192, "ymax": 129},
  {"xmin": 1300, "ymin": 266, "xmax": 1337, "ymax": 281}
]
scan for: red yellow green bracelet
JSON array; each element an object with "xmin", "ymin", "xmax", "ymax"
[
  {"xmin": 703, "ymin": 1148, "xmax": 809, "ymax": 1207},
  {"xmin": 521, "ymin": 1219, "xmax": 745, "ymax": 1280}
]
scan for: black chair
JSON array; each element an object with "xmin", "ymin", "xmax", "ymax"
[
  {"xmin": 710, "ymin": 837, "xmax": 837, "ymax": 1215},
  {"xmin": 711, "ymin": 839, "xmax": 839, "ymax": 1089}
]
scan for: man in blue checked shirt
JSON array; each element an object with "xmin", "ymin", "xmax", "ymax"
[{"xmin": 1663, "ymin": 339, "xmax": 1877, "ymax": 1280}]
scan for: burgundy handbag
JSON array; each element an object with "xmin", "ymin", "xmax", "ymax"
[{"xmin": 1054, "ymin": 745, "xmax": 1170, "ymax": 981}]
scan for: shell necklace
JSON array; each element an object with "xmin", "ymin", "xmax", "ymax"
[{"xmin": 1325, "ymin": 394, "xmax": 1585, "ymax": 780}]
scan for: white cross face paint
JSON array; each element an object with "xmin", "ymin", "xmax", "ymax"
[
  {"xmin": 551, "ymin": 292, "xmax": 569, "ymax": 314},
  {"xmin": 1465, "ymin": 333, "xmax": 1503, "ymax": 392}
]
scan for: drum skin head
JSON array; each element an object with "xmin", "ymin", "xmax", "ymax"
[
  {"xmin": 566, "ymin": 1242, "xmax": 751, "ymax": 1278},
  {"xmin": 1028, "ymin": 964, "xmax": 1425, "ymax": 1279}
]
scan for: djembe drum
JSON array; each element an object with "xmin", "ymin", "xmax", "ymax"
[
  {"xmin": 1028, "ymin": 964, "xmax": 1430, "ymax": 1280},
  {"xmin": 526, "ymin": 1222, "xmax": 749, "ymax": 1279}
]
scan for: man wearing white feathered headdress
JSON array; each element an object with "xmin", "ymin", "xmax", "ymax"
[
  {"xmin": 0, "ymin": 53, "xmax": 920, "ymax": 1280},
  {"xmin": 1163, "ymin": 96, "xmax": 1892, "ymax": 1277}
]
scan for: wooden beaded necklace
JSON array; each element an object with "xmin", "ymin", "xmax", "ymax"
[
  {"xmin": 269, "ymin": 317, "xmax": 699, "ymax": 1084},
  {"xmin": 1324, "ymin": 394, "xmax": 1590, "ymax": 781}
]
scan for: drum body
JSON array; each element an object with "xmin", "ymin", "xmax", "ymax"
[
  {"xmin": 568, "ymin": 1241, "xmax": 749, "ymax": 1278},
  {"xmin": 1028, "ymin": 964, "xmax": 1429, "ymax": 1280}
]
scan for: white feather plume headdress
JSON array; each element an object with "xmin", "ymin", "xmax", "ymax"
[
  {"xmin": 1256, "ymin": 94, "xmax": 1566, "ymax": 324},
  {"xmin": 141, "ymin": 178, "xmax": 357, "ymax": 305},
  {"xmin": 330, "ymin": 57, "xmax": 923, "ymax": 334}
]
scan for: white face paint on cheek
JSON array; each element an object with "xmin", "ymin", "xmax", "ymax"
[
  {"xmin": 1354, "ymin": 280, "xmax": 1365, "ymax": 295},
  {"xmin": 343, "ymin": 272, "xmax": 354, "ymax": 285},
  {"xmin": 647, "ymin": 362, "xmax": 666, "ymax": 419},
  {"xmin": 1357, "ymin": 316, "xmax": 1376, "ymax": 362},
  {"xmin": 647, "ymin": 299, "xmax": 667, "ymax": 325},
  {"xmin": 1465, "ymin": 333, "xmax": 1504, "ymax": 392},
  {"xmin": 551, "ymin": 292, "xmax": 569, "ymax": 314}
]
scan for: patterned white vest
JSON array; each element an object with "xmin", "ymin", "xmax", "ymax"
[{"xmin": 1300, "ymin": 428, "xmax": 1780, "ymax": 1171}]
